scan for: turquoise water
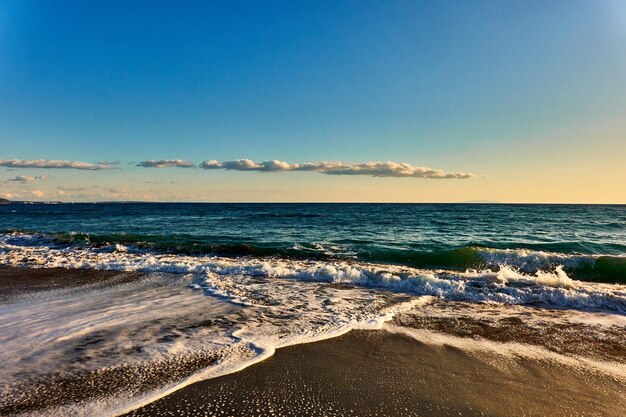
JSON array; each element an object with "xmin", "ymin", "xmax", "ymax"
[{"xmin": 1, "ymin": 203, "xmax": 625, "ymax": 282}]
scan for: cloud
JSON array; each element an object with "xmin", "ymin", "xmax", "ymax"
[
  {"xmin": 31, "ymin": 190, "xmax": 44, "ymax": 197},
  {"xmin": 5, "ymin": 175, "xmax": 47, "ymax": 183},
  {"xmin": 0, "ymin": 159, "xmax": 115, "ymax": 170},
  {"xmin": 137, "ymin": 159, "xmax": 195, "ymax": 168},
  {"xmin": 199, "ymin": 159, "xmax": 475, "ymax": 179}
]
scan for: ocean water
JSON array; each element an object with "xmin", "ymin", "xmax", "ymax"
[
  {"xmin": 1, "ymin": 203, "xmax": 626, "ymax": 280},
  {"xmin": 0, "ymin": 203, "xmax": 625, "ymax": 416}
]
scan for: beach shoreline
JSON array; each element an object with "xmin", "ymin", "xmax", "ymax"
[
  {"xmin": 1, "ymin": 265, "xmax": 624, "ymax": 416},
  {"xmin": 0, "ymin": 265, "xmax": 144, "ymax": 303},
  {"xmin": 123, "ymin": 328, "xmax": 626, "ymax": 417}
]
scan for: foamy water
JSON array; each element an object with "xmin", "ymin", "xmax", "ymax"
[
  {"xmin": 1, "ymin": 229, "xmax": 625, "ymax": 416},
  {"xmin": 1, "ymin": 232, "xmax": 624, "ymax": 312},
  {"xmin": 0, "ymin": 267, "xmax": 424, "ymax": 416}
]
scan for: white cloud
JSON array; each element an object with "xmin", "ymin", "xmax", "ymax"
[
  {"xmin": 199, "ymin": 159, "xmax": 475, "ymax": 179},
  {"xmin": 136, "ymin": 159, "xmax": 195, "ymax": 168},
  {"xmin": 0, "ymin": 159, "xmax": 114, "ymax": 170},
  {"xmin": 5, "ymin": 175, "xmax": 47, "ymax": 183},
  {"xmin": 31, "ymin": 190, "xmax": 44, "ymax": 197}
]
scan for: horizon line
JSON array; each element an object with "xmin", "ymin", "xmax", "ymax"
[{"xmin": 4, "ymin": 200, "xmax": 625, "ymax": 205}]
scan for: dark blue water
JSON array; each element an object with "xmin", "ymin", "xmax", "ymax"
[{"xmin": 1, "ymin": 203, "xmax": 625, "ymax": 282}]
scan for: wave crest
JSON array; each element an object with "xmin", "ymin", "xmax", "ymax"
[
  {"xmin": 1, "ymin": 232, "xmax": 624, "ymax": 314},
  {"xmin": 2, "ymin": 230, "xmax": 625, "ymax": 283}
]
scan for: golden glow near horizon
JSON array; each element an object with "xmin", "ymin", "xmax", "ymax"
[{"xmin": 2, "ymin": 113, "xmax": 626, "ymax": 204}]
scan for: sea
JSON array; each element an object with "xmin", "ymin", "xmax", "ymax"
[{"xmin": 0, "ymin": 203, "xmax": 625, "ymax": 415}]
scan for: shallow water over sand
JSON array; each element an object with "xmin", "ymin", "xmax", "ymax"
[
  {"xmin": 0, "ymin": 266, "xmax": 624, "ymax": 417},
  {"xmin": 1, "ymin": 203, "xmax": 624, "ymax": 416}
]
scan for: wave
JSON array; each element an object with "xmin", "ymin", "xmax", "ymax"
[
  {"xmin": 1, "ymin": 230, "xmax": 625, "ymax": 416},
  {"xmin": 2, "ymin": 230, "xmax": 625, "ymax": 283},
  {"xmin": 1, "ymin": 232, "xmax": 624, "ymax": 314}
]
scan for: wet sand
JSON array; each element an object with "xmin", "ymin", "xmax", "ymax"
[
  {"xmin": 0, "ymin": 267, "xmax": 233, "ymax": 416},
  {"xmin": 1, "ymin": 266, "xmax": 624, "ymax": 417},
  {"xmin": 392, "ymin": 300, "xmax": 626, "ymax": 363},
  {"xmin": 125, "ymin": 330, "xmax": 625, "ymax": 417},
  {"xmin": 0, "ymin": 265, "xmax": 142, "ymax": 302}
]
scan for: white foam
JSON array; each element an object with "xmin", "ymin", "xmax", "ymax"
[
  {"xmin": 1, "ymin": 233, "xmax": 624, "ymax": 313},
  {"xmin": 384, "ymin": 325, "xmax": 626, "ymax": 380},
  {"xmin": 475, "ymin": 246, "xmax": 624, "ymax": 272},
  {"xmin": 1, "ymin": 258, "xmax": 433, "ymax": 416},
  {"xmin": 1, "ymin": 233, "xmax": 625, "ymax": 416}
]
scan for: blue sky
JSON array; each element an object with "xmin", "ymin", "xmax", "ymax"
[{"xmin": 1, "ymin": 0, "xmax": 625, "ymax": 202}]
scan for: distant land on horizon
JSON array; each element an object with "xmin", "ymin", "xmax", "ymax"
[{"xmin": 4, "ymin": 200, "xmax": 626, "ymax": 206}]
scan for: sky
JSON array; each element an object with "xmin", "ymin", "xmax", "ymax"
[{"xmin": 1, "ymin": 0, "xmax": 625, "ymax": 203}]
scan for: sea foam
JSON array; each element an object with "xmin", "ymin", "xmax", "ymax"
[
  {"xmin": 1, "ymin": 232, "xmax": 625, "ymax": 416},
  {"xmin": 0, "ymin": 232, "xmax": 625, "ymax": 313}
]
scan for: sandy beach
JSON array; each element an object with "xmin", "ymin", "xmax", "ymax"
[
  {"xmin": 1, "ymin": 265, "xmax": 624, "ymax": 417},
  {"xmin": 125, "ymin": 329, "xmax": 625, "ymax": 417}
]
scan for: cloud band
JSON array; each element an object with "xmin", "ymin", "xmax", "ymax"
[
  {"xmin": 199, "ymin": 159, "xmax": 475, "ymax": 179},
  {"xmin": 2, "ymin": 157, "xmax": 474, "ymax": 179},
  {"xmin": 0, "ymin": 159, "xmax": 114, "ymax": 170},
  {"xmin": 5, "ymin": 175, "xmax": 46, "ymax": 183},
  {"xmin": 136, "ymin": 159, "xmax": 195, "ymax": 168}
]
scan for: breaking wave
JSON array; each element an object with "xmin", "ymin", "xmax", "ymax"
[
  {"xmin": 1, "ymin": 228, "xmax": 625, "ymax": 416},
  {"xmin": 1, "ymin": 230, "xmax": 625, "ymax": 282},
  {"xmin": 1, "ymin": 232, "xmax": 624, "ymax": 314}
]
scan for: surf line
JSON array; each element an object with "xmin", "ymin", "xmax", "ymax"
[{"xmin": 107, "ymin": 297, "xmax": 434, "ymax": 417}]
